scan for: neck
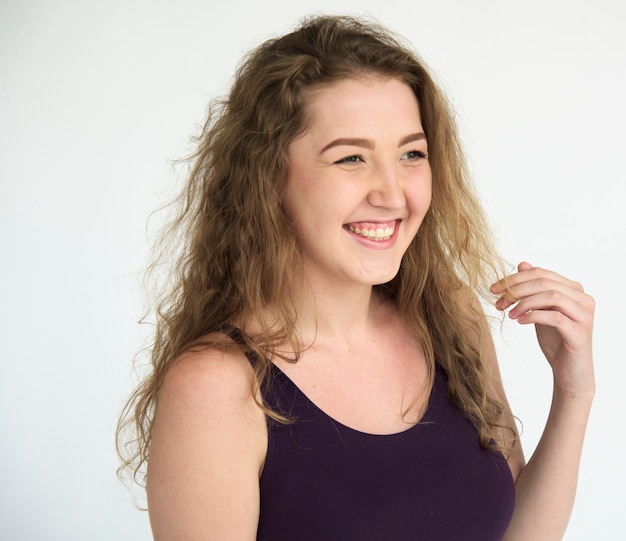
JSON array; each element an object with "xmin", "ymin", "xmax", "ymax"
[
  {"xmin": 291, "ymin": 278, "xmax": 393, "ymax": 350},
  {"xmin": 238, "ymin": 275, "xmax": 400, "ymax": 355}
]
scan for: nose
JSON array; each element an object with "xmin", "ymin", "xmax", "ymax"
[{"xmin": 366, "ymin": 165, "xmax": 406, "ymax": 210}]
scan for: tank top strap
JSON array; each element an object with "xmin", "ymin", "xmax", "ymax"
[{"xmin": 216, "ymin": 323, "xmax": 259, "ymax": 367}]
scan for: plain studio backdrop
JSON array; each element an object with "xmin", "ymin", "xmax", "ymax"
[{"xmin": 1, "ymin": 0, "xmax": 624, "ymax": 539}]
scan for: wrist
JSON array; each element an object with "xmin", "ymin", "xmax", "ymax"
[{"xmin": 552, "ymin": 378, "xmax": 595, "ymax": 410}]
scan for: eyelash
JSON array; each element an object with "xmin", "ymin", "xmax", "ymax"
[
  {"xmin": 334, "ymin": 150, "xmax": 427, "ymax": 165},
  {"xmin": 334, "ymin": 155, "xmax": 364, "ymax": 164},
  {"xmin": 403, "ymin": 150, "xmax": 428, "ymax": 161}
]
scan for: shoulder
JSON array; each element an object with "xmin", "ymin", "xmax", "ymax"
[
  {"xmin": 161, "ymin": 334, "xmax": 258, "ymax": 408},
  {"xmin": 147, "ymin": 333, "xmax": 267, "ymax": 540},
  {"xmin": 152, "ymin": 332, "xmax": 267, "ymax": 459}
]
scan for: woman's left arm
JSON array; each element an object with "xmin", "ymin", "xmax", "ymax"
[{"xmin": 491, "ymin": 261, "xmax": 596, "ymax": 541}]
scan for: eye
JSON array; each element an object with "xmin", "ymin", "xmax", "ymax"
[
  {"xmin": 402, "ymin": 150, "xmax": 428, "ymax": 161},
  {"xmin": 334, "ymin": 154, "xmax": 365, "ymax": 165}
]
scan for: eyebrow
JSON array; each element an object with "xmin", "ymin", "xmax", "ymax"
[{"xmin": 320, "ymin": 132, "xmax": 426, "ymax": 154}]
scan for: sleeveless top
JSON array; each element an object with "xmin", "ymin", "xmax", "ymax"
[{"xmin": 225, "ymin": 327, "xmax": 515, "ymax": 540}]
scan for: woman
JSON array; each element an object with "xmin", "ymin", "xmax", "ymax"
[{"xmin": 117, "ymin": 15, "xmax": 595, "ymax": 540}]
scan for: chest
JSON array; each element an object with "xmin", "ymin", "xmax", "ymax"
[
  {"xmin": 273, "ymin": 334, "xmax": 429, "ymax": 434},
  {"xmin": 257, "ymin": 368, "xmax": 515, "ymax": 541}
]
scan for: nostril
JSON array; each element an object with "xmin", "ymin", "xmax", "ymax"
[{"xmin": 367, "ymin": 183, "xmax": 406, "ymax": 210}]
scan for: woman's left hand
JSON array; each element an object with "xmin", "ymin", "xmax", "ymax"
[{"xmin": 491, "ymin": 262, "xmax": 595, "ymax": 400}]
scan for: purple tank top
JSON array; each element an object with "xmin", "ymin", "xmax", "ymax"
[{"xmin": 255, "ymin": 364, "xmax": 515, "ymax": 540}]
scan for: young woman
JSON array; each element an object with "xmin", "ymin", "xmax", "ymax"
[{"xmin": 117, "ymin": 15, "xmax": 595, "ymax": 540}]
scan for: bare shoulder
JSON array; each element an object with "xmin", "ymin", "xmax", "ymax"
[
  {"xmin": 148, "ymin": 334, "xmax": 267, "ymax": 541},
  {"xmin": 161, "ymin": 335, "xmax": 260, "ymax": 408}
]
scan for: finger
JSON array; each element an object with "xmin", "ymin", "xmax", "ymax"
[
  {"xmin": 513, "ymin": 309, "xmax": 592, "ymax": 349},
  {"xmin": 494, "ymin": 275, "xmax": 588, "ymax": 313},
  {"xmin": 517, "ymin": 261, "xmax": 533, "ymax": 272},
  {"xmin": 501, "ymin": 276, "xmax": 589, "ymax": 305},
  {"xmin": 513, "ymin": 308, "xmax": 577, "ymax": 337},
  {"xmin": 508, "ymin": 289, "xmax": 591, "ymax": 324},
  {"xmin": 491, "ymin": 265, "xmax": 584, "ymax": 296}
]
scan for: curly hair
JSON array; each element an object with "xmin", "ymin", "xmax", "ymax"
[{"xmin": 116, "ymin": 14, "xmax": 512, "ymax": 488}]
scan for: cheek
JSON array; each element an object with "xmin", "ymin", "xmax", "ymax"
[
  {"xmin": 422, "ymin": 169, "xmax": 433, "ymax": 206},
  {"xmin": 424, "ymin": 182, "xmax": 433, "ymax": 210},
  {"xmin": 407, "ymin": 175, "xmax": 432, "ymax": 214},
  {"xmin": 282, "ymin": 169, "xmax": 309, "ymax": 222},
  {"xmin": 283, "ymin": 179, "xmax": 331, "ymax": 241},
  {"xmin": 285, "ymin": 168, "xmax": 347, "ymax": 225}
]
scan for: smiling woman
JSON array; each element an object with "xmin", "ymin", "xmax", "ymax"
[{"xmin": 116, "ymin": 14, "xmax": 595, "ymax": 541}]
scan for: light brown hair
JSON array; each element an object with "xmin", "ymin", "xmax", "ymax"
[{"xmin": 117, "ymin": 14, "xmax": 512, "ymax": 487}]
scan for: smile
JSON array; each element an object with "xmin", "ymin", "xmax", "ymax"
[{"xmin": 345, "ymin": 221, "xmax": 397, "ymax": 241}]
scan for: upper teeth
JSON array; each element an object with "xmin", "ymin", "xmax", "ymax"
[{"xmin": 348, "ymin": 224, "xmax": 395, "ymax": 241}]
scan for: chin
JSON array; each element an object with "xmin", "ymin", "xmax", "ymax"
[{"xmin": 359, "ymin": 265, "xmax": 402, "ymax": 286}]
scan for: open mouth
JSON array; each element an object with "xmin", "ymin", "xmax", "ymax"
[{"xmin": 345, "ymin": 220, "xmax": 398, "ymax": 242}]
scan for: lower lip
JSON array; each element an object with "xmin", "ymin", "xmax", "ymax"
[{"xmin": 343, "ymin": 220, "xmax": 401, "ymax": 249}]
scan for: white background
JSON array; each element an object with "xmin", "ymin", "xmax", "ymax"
[{"xmin": 1, "ymin": 0, "xmax": 624, "ymax": 539}]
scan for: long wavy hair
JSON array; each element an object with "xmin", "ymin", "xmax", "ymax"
[{"xmin": 117, "ymin": 14, "xmax": 513, "ymax": 488}]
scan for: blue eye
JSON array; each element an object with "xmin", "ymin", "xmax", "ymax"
[
  {"xmin": 402, "ymin": 150, "xmax": 427, "ymax": 160},
  {"xmin": 335, "ymin": 155, "xmax": 364, "ymax": 165}
]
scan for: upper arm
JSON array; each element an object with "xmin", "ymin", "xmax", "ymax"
[{"xmin": 147, "ymin": 344, "xmax": 267, "ymax": 541}]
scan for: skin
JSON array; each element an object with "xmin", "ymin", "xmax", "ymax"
[
  {"xmin": 276, "ymin": 77, "xmax": 433, "ymax": 434},
  {"xmin": 146, "ymin": 76, "xmax": 595, "ymax": 540},
  {"xmin": 492, "ymin": 261, "xmax": 595, "ymax": 540},
  {"xmin": 283, "ymin": 76, "xmax": 432, "ymax": 297}
]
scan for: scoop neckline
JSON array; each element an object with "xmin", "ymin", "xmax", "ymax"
[{"xmin": 268, "ymin": 362, "xmax": 439, "ymax": 441}]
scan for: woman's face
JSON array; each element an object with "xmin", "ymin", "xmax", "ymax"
[{"xmin": 283, "ymin": 76, "xmax": 432, "ymax": 291}]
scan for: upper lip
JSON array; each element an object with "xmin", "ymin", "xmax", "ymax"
[{"xmin": 344, "ymin": 218, "xmax": 402, "ymax": 227}]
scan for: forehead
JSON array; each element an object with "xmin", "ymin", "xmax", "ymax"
[
  {"xmin": 303, "ymin": 74, "xmax": 416, "ymax": 108},
  {"xmin": 297, "ymin": 75, "xmax": 422, "ymax": 136}
]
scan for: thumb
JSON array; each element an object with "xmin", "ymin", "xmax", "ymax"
[{"xmin": 518, "ymin": 261, "xmax": 534, "ymax": 272}]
